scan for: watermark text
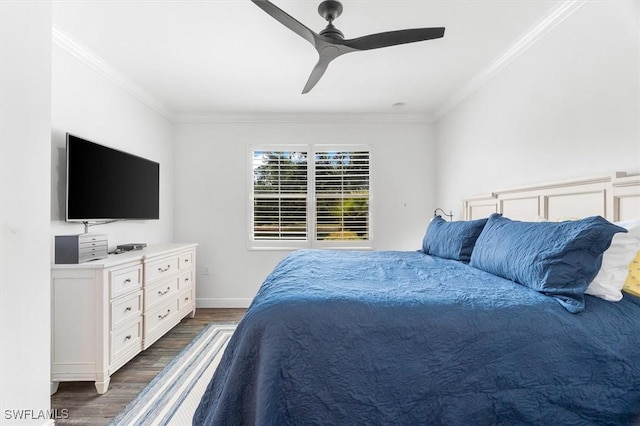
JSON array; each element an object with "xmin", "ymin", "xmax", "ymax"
[{"xmin": 4, "ymin": 408, "xmax": 69, "ymax": 420}]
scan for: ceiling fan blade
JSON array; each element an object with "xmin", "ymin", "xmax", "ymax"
[
  {"xmin": 251, "ymin": 0, "xmax": 318, "ymax": 47},
  {"xmin": 302, "ymin": 56, "xmax": 333, "ymax": 94},
  {"xmin": 344, "ymin": 27, "xmax": 445, "ymax": 51}
]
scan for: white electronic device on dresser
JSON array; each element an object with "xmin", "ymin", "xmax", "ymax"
[{"xmin": 50, "ymin": 243, "xmax": 197, "ymax": 394}]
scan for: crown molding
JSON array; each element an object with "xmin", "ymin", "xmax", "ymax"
[
  {"xmin": 433, "ymin": 0, "xmax": 588, "ymax": 121},
  {"xmin": 52, "ymin": 27, "xmax": 177, "ymax": 122},
  {"xmin": 53, "ymin": 0, "xmax": 585, "ymax": 125},
  {"xmin": 51, "ymin": 27, "xmax": 431, "ymax": 125},
  {"xmin": 173, "ymin": 112, "xmax": 435, "ymax": 124}
]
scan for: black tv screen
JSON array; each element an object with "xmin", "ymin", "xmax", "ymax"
[{"xmin": 66, "ymin": 133, "xmax": 160, "ymax": 221}]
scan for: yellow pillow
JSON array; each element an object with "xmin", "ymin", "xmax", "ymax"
[{"xmin": 623, "ymin": 251, "xmax": 640, "ymax": 297}]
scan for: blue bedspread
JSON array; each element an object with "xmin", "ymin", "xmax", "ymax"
[{"xmin": 194, "ymin": 250, "xmax": 640, "ymax": 425}]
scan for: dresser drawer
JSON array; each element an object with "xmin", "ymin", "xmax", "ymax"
[
  {"xmin": 145, "ymin": 277, "xmax": 179, "ymax": 310},
  {"xmin": 178, "ymin": 288, "xmax": 194, "ymax": 317},
  {"xmin": 178, "ymin": 271, "xmax": 193, "ymax": 291},
  {"xmin": 110, "ymin": 264, "xmax": 143, "ymax": 299},
  {"xmin": 110, "ymin": 319, "xmax": 142, "ymax": 363},
  {"xmin": 111, "ymin": 290, "xmax": 143, "ymax": 330},
  {"xmin": 144, "ymin": 299, "xmax": 179, "ymax": 340},
  {"xmin": 145, "ymin": 255, "xmax": 179, "ymax": 282},
  {"xmin": 179, "ymin": 250, "xmax": 195, "ymax": 270}
]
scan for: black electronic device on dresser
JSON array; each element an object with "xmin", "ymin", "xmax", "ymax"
[{"xmin": 117, "ymin": 243, "xmax": 147, "ymax": 252}]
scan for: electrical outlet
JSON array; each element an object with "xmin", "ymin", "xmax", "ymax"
[{"xmin": 203, "ymin": 265, "xmax": 211, "ymax": 275}]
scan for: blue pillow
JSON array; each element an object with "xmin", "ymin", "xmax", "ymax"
[
  {"xmin": 470, "ymin": 214, "xmax": 627, "ymax": 313},
  {"xmin": 422, "ymin": 216, "xmax": 488, "ymax": 263}
]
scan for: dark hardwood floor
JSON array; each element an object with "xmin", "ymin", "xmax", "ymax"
[{"xmin": 50, "ymin": 308, "xmax": 246, "ymax": 425}]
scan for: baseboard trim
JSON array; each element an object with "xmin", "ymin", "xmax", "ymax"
[{"xmin": 196, "ymin": 298, "xmax": 252, "ymax": 309}]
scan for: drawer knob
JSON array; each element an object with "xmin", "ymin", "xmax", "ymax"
[
  {"xmin": 124, "ymin": 278, "xmax": 132, "ymax": 283},
  {"xmin": 125, "ymin": 335, "xmax": 132, "ymax": 341},
  {"xmin": 184, "ymin": 277, "xmax": 189, "ymax": 282},
  {"xmin": 158, "ymin": 309, "xmax": 171, "ymax": 320},
  {"xmin": 158, "ymin": 287, "xmax": 171, "ymax": 296},
  {"xmin": 125, "ymin": 306, "xmax": 132, "ymax": 312},
  {"xmin": 184, "ymin": 297, "xmax": 189, "ymax": 302},
  {"xmin": 158, "ymin": 265, "xmax": 171, "ymax": 273}
]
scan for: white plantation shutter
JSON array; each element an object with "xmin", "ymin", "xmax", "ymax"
[
  {"xmin": 314, "ymin": 150, "xmax": 370, "ymax": 241},
  {"xmin": 250, "ymin": 145, "xmax": 371, "ymax": 248},
  {"xmin": 252, "ymin": 150, "xmax": 308, "ymax": 241}
]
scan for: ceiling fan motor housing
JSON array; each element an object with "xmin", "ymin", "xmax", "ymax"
[{"xmin": 320, "ymin": 23, "xmax": 344, "ymax": 40}]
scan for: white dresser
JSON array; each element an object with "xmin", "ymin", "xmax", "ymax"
[{"xmin": 51, "ymin": 243, "xmax": 197, "ymax": 394}]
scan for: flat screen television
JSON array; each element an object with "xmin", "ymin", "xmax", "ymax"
[{"xmin": 66, "ymin": 133, "xmax": 160, "ymax": 222}]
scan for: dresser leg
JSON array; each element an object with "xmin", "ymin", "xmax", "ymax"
[
  {"xmin": 190, "ymin": 307, "xmax": 196, "ymax": 318},
  {"xmin": 95, "ymin": 377, "xmax": 110, "ymax": 394},
  {"xmin": 50, "ymin": 381, "xmax": 59, "ymax": 395}
]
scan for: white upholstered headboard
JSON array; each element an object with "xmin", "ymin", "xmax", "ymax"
[{"xmin": 462, "ymin": 172, "xmax": 640, "ymax": 222}]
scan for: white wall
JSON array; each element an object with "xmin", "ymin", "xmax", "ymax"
[
  {"xmin": 174, "ymin": 119, "xmax": 435, "ymax": 306},
  {"xmin": 435, "ymin": 1, "xmax": 640, "ymax": 216},
  {"xmin": 50, "ymin": 43, "xmax": 175, "ymax": 250},
  {"xmin": 1, "ymin": 1, "xmax": 53, "ymax": 425}
]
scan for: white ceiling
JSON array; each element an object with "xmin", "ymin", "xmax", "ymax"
[{"xmin": 52, "ymin": 0, "xmax": 570, "ymax": 120}]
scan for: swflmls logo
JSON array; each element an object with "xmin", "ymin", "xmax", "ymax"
[{"xmin": 4, "ymin": 408, "xmax": 70, "ymax": 420}]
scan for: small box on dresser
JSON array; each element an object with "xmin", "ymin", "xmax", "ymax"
[
  {"xmin": 55, "ymin": 233, "xmax": 108, "ymax": 264},
  {"xmin": 51, "ymin": 243, "xmax": 197, "ymax": 395}
]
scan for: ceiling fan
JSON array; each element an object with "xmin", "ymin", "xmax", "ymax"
[{"xmin": 251, "ymin": 0, "xmax": 445, "ymax": 94}]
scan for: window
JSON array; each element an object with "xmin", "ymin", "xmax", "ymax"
[
  {"xmin": 250, "ymin": 145, "xmax": 371, "ymax": 249},
  {"xmin": 314, "ymin": 150, "xmax": 370, "ymax": 242},
  {"xmin": 252, "ymin": 149, "xmax": 309, "ymax": 242}
]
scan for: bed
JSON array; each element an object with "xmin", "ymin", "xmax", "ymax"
[{"xmin": 194, "ymin": 173, "xmax": 640, "ymax": 425}]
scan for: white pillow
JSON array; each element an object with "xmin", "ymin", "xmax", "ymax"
[{"xmin": 585, "ymin": 219, "xmax": 640, "ymax": 301}]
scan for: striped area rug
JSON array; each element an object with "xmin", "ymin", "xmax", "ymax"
[{"xmin": 110, "ymin": 324, "xmax": 236, "ymax": 426}]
